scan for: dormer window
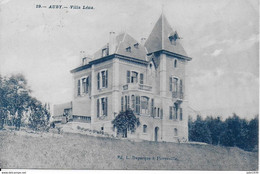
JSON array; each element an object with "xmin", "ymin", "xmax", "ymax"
[
  {"xmin": 126, "ymin": 46, "xmax": 131, "ymax": 52},
  {"xmin": 134, "ymin": 43, "xmax": 139, "ymax": 49},
  {"xmin": 82, "ymin": 57, "xmax": 87, "ymax": 65},
  {"xmin": 102, "ymin": 48, "xmax": 108, "ymax": 57},
  {"xmin": 169, "ymin": 31, "xmax": 179, "ymax": 45}
]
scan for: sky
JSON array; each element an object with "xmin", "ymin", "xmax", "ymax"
[{"xmin": 0, "ymin": 0, "xmax": 259, "ymax": 119}]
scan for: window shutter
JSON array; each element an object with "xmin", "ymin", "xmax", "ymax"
[
  {"xmin": 160, "ymin": 109, "xmax": 163, "ymax": 119},
  {"xmin": 86, "ymin": 77, "xmax": 89, "ymax": 93},
  {"xmin": 127, "ymin": 71, "xmax": 130, "ymax": 83},
  {"xmin": 97, "ymin": 99, "xmax": 99, "ymax": 117},
  {"xmin": 77, "ymin": 80, "xmax": 81, "ymax": 96},
  {"xmin": 140, "ymin": 73, "xmax": 144, "ymax": 84},
  {"xmin": 180, "ymin": 108, "xmax": 183, "ymax": 121},
  {"xmin": 121, "ymin": 96, "xmax": 124, "ymax": 111},
  {"xmin": 105, "ymin": 97, "xmax": 108, "ymax": 116},
  {"xmin": 180, "ymin": 79, "xmax": 183, "ymax": 93},
  {"xmin": 105, "ymin": 70, "xmax": 108, "ymax": 88},
  {"xmin": 136, "ymin": 96, "xmax": 140, "ymax": 114},
  {"xmin": 169, "ymin": 106, "xmax": 172, "ymax": 119},
  {"xmin": 151, "ymin": 99, "xmax": 154, "ymax": 117},
  {"xmin": 169, "ymin": 77, "xmax": 172, "ymax": 91},
  {"xmin": 97, "ymin": 72, "xmax": 100, "ymax": 89}
]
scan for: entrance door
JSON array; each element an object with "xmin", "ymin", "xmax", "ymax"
[{"xmin": 155, "ymin": 127, "xmax": 159, "ymax": 142}]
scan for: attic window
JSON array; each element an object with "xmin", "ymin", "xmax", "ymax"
[
  {"xmin": 102, "ymin": 48, "xmax": 108, "ymax": 57},
  {"xmin": 134, "ymin": 43, "xmax": 139, "ymax": 49},
  {"xmin": 82, "ymin": 57, "xmax": 87, "ymax": 65},
  {"xmin": 169, "ymin": 32, "xmax": 179, "ymax": 45},
  {"xmin": 126, "ymin": 46, "xmax": 131, "ymax": 52}
]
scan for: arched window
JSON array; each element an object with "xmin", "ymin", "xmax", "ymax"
[
  {"xmin": 174, "ymin": 59, "xmax": 177, "ymax": 68},
  {"xmin": 143, "ymin": 125, "xmax": 147, "ymax": 133},
  {"xmin": 174, "ymin": 128, "xmax": 178, "ymax": 136}
]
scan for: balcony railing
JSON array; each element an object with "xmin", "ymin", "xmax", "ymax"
[
  {"xmin": 122, "ymin": 83, "xmax": 152, "ymax": 91},
  {"xmin": 172, "ymin": 91, "xmax": 184, "ymax": 99}
]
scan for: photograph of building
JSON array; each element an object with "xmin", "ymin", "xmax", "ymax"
[{"xmin": 66, "ymin": 14, "xmax": 192, "ymax": 142}]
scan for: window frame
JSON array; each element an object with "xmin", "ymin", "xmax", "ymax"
[{"xmin": 97, "ymin": 69, "xmax": 108, "ymax": 89}]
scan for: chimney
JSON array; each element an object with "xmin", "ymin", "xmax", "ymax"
[
  {"xmin": 109, "ymin": 31, "xmax": 116, "ymax": 55},
  {"xmin": 141, "ymin": 38, "xmax": 146, "ymax": 45}
]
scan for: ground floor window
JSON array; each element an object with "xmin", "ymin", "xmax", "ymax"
[
  {"xmin": 174, "ymin": 128, "xmax": 178, "ymax": 136},
  {"xmin": 143, "ymin": 125, "xmax": 147, "ymax": 133},
  {"xmin": 97, "ymin": 97, "xmax": 108, "ymax": 117},
  {"xmin": 141, "ymin": 96, "xmax": 149, "ymax": 114}
]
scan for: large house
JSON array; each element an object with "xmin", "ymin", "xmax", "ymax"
[{"xmin": 66, "ymin": 14, "xmax": 192, "ymax": 142}]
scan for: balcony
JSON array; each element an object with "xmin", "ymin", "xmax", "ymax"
[
  {"xmin": 172, "ymin": 91, "xmax": 184, "ymax": 100},
  {"xmin": 122, "ymin": 83, "xmax": 152, "ymax": 91}
]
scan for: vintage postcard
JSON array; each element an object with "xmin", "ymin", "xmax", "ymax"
[{"xmin": 0, "ymin": 0, "xmax": 258, "ymax": 172}]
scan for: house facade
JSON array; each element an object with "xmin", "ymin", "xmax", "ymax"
[{"xmin": 70, "ymin": 14, "xmax": 192, "ymax": 142}]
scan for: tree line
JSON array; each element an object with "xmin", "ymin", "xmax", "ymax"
[
  {"xmin": 189, "ymin": 114, "xmax": 258, "ymax": 151},
  {"xmin": 0, "ymin": 74, "xmax": 50, "ymax": 131}
]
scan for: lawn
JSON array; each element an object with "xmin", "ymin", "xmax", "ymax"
[{"xmin": 0, "ymin": 129, "xmax": 258, "ymax": 170}]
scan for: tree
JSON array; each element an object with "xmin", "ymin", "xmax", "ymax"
[
  {"xmin": 189, "ymin": 115, "xmax": 212, "ymax": 144},
  {"xmin": 0, "ymin": 73, "xmax": 50, "ymax": 131},
  {"xmin": 112, "ymin": 109, "xmax": 140, "ymax": 138}
]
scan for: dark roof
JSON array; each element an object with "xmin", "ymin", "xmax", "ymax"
[
  {"xmin": 144, "ymin": 14, "xmax": 188, "ymax": 57},
  {"xmin": 93, "ymin": 33, "xmax": 147, "ymax": 61}
]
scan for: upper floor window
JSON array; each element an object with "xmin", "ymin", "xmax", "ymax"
[
  {"xmin": 143, "ymin": 125, "xmax": 147, "ymax": 133},
  {"xmin": 169, "ymin": 77, "xmax": 178, "ymax": 92},
  {"xmin": 97, "ymin": 97, "xmax": 108, "ymax": 117},
  {"xmin": 82, "ymin": 77, "xmax": 90, "ymax": 94},
  {"xmin": 102, "ymin": 48, "xmax": 108, "ymax": 57},
  {"xmin": 126, "ymin": 46, "xmax": 131, "ymax": 52},
  {"xmin": 127, "ymin": 70, "xmax": 144, "ymax": 84},
  {"xmin": 97, "ymin": 70, "xmax": 108, "ymax": 89},
  {"xmin": 180, "ymin": 108, "xmax": 183, "ymax": 121},
  {"xmin": 134, "ymin": 43, "xmax": 139, "ymax": 49},
  {"xmin": 82, "ymin": 57, "xmax": 87, "ymax": 65}
]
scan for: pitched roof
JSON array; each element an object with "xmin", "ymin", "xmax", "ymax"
[
  {"xmin": 93, "ymin": 33, "xmax": 147, "ymax": 61},
  {"xmin": 144, "ymin": 14, "xmax": 188, "ymax": 57}
]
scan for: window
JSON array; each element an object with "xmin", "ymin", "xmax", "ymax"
[
  {"xmin": 134, "ymin": 43, "xmax": 139, "ymax": 49},
  {"xmin": 126, "ymin": 71, "xmax": 143, "ymax": 84},
  {"xmin": 174, "ymin": 59, "xmax": 177, "ymax": 68},
  {"xmin": 125, "ymin": 95, "xmax": 130, "ymax": 110},
  {"xmin": 82, "ymin": 77, "xmax": 89, "ymax": 94},
  {"xmin": 174, "ymin": 128, "xmax": 178, "ymax": 136},
  {"xmin": 97, "ymin": 97, "xmax": 108, "ymax": 117},
  {"xmin": 143, "ymin": 125, "xmax": 147, "ymax": 133},
  {"xmin": 126, "ymin": 46, "xmax": 131, "ymax": 52},
  {"xmin": 131, "ymin": 95, "xmax": 135, "ymax": 111},
  {"xmin": 140, "ymin": 73, "xmax": 144, "ymax": 84},
  {"xmin": 141, "ymin": 96, "xmax": 149, "ymax": 114},
  {"xmin": 131, "ymin": 71, "xmax": 138, "ymax": 83},
  {"xmin": 170, "ymin": 77, "xmax": 178, "ymax": 92},
  {"xmin": 135, "ymin": 96, "xmax": 140, "ymax": 114},
  {"xmin": 97, "ymin": 70, "xmax": 108, "ymax": 89},
  {"xmin": 77, "ymin": 80, "xmax": 81, "ymax": 96},
  {"xmin": 102, "ymin": 48, "xmax": 108, "ymax": 57},
  {"xmin": 82, "ymin": 57, "xmax": 87, "ymax": 65}
]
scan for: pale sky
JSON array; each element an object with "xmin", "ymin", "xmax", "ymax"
[{"xmin": 0, "ymin": 0, "xmax": 259, "ymax": 119}]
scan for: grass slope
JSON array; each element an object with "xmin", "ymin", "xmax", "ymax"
[{"xmin": 0, "ymin": 130, "xmax": 258, "ymax": 170}]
